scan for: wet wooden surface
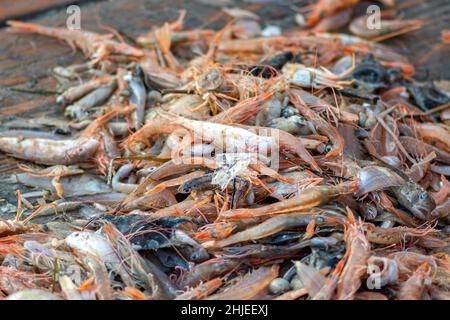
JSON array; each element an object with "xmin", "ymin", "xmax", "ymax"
[
  {"xmin": 0, "ymin": 0, "xmax": 78, "ymax": 22},
  {"xmin": 0, "ymin": 0, "xmax": 449, "ymax": 202}
]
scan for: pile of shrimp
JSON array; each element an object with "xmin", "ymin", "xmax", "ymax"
[{"xmin": 0, "ymin": 0, "xmax": 449, "ymax": 300}]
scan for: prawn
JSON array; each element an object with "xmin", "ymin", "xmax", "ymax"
[
  {"xmin": 336, "ymin": 209, "xmax": 370, "ymax": 300},
  {"xmin": 290, "ymin": 89, "xmax": 345, "ymax": 159},
  {"xmin": 0, "ymin": 200, "xmax": 54, "ymax": 237},
  {"xmin": 207, "ymin": 265, "xmax": 279, "ymax": 300},
  {"xmin": 7, "ymin": 20, "xmax": 143, "ymax": 62},
  {"xmin": 397, "ymin": 263, "xmax": 432, "ymax": 300},
  {"xmin": 205, "ymin": 212, "xmax": 342, "ymax": 248},
  {"xmin": 219, "ymin": 182, "xmax": 356, "ymax": 221},
  {"xmin": 307, "ymin": 0, "xmax": 359, "ymax": 27},
  {"xmin": 0, "ymin": 137, "xmax": 99, "ymax": 165}
]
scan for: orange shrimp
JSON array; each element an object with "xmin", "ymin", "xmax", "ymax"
[
  {"xmin": 274, "ymin": 288, "xmax": 308, "ymax": 300},
  {"xmin": 218, "ymin": 37, "xmax": 286, "ymax": 53},
  {"xmin": 206, "ymin": 212, "xmax": 340, "ymax": 248},
  {"xmin": 207, "ymin": 265, "xmax": 279, "ymax": 300},
  {"xmin": 126, "ymin": 117, "xmax": 183, "ymax": 152},
  {"xmin": 195, "ymin": 222, "xmax": 237, "ymax": 242},
  {"xmin": 411, "ymin": 121, "xmax": 450, "ymax": 152},
  {"xmin": 246, "ymin": 125, "xmax": 321, "ymax": 172},
  {"xmin": 336, "ymin": 209, "xmax": 370, "ymax": 300},
  {"xmin": 145, "ymin": 171, "xmax": 206, "ymax": 195},
  {"xmin": 0, "ymin": 137, "xmax": 99, "ymax": 166},
  {"xmin": 121, "ymin": 189, "xmax": 178, "ymax": 212},
  {"xmin": 149, "ymin": 196, "xmax": 215, "ymax": 219},
  {"xmin": 219, "ymin": 182, "xmax": 356, "ymax": 221},
  {"xmin": 122, "ymin": 287, "xmax": 148, "ymax": 300},
  {"xmin": 0, "ymin": 202, "xmax": 54, "ymax": 237},
  {"xmin": 180, "ymin": 258, "xmax": 240, "ymax": 288},
  {"xmin": 7, "ymin": 21, "xmax": 143, "ymax": 61},
  {"xmin": 211, "ymin": 91, "xmax": 275, "ymax": 124},
  {"xmin": 154, "ymin": 23, "xmax": 183, "ymax": 71},
  {"xmin": 290, "ymin": 89, "xmax": 345, "ymax": 159},
  {"xmin": 307, "ymin": 0, "xmax": 359, "ymax": 27},
  {"xmin": 313, "ymin": 260, "xmax": 344, "ymax": 300},
  {"xmin": 176, "ymin": 277, "xmax": 223, "ymax": 300},
  {"xmin": 397, "ymin": 263, "xmax": 432, "ymax": 300},
  {"xmin": 364, "ymin": 223, "xmax": 438, "ymax": 246}
]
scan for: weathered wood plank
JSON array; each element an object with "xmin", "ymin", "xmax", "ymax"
[{"xmin": 0, "ymin": 0, "xmax": 78, "ymax": 22}]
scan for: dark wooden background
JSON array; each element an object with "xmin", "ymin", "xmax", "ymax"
[{"xmin": 0, "ymin": 0, "xmax": 449, "ymax": 202}]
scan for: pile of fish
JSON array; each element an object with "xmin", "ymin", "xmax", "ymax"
[{"xmin": 0, "ymin": 1, "xmax": 449, "ymax": 300}]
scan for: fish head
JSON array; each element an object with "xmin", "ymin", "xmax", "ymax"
[{"xmin": 397, "ymin": 182, "xmax": 436, "ymax": 220}]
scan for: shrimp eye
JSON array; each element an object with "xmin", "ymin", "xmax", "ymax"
[
  {"xmin": 324, "ymin": 144, "xmax": 333, "ymax": 153},
  {"xmin": 419, "ymin": 192, "xmax": 428, "ymax": 201}
]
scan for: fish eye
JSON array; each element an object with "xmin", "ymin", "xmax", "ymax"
[
  {"xmin": 419, "ymin": 192, "xmax": 428, "ymax": 201},
  {"xmin": 191, "ymin": 253, "xmax": 199, "ymax": 260},
  {"xmin": 324, "ymin": 144, "xmax": 333, "ymax": 153}
]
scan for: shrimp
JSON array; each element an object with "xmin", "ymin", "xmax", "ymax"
[
  {"xmin": 294, "ymin": 262, "xmax": 327, "ymax": 298},
  {"xmin": 205, "ymin": 212, "xmax": 342, "ymax": 248},
  {"xmin": 307, "ymin": 0, "xmax": 359, "ymax": 27},
  {"xmin": 219, "ymin": 182, "xmax": 356, "ymax": 220},
  {"xmin": 144, "ymin": 195, "xmax": 214, "ymax": 218},
  {"xmin": 218, "ymin": 37, "xmax": 285, "ymax": 53},
  {"xmin": 138, "ymin": 29, "xmax": 214, "ymax": 48},
  {"xmin": 195, "ymin": 218, "xmax": 262, "ymax": 242},
  {"xmin": 16, "ymin": 173, "xmax": 112, "ymax": 198},
  {"xmin": 170, "ymin": 115, "xmax": 276, "ymax": 156},
  {"xmin": 65, "ymin": 80, "xmax": 117, "ymax": 119},
  {"xmin": 7, "ymin": 21, "xmax": 143, "ymax": 61},
  {"xmin": 364, "ymin": 223, "xmax": 438, "ymax": 246},
  {"xmin": 207, "ymin": 265, "xmax": 279, "ymax": 300},
  {"xmin": 244, "ymin": 124, "xmax": 321, "ymax": 171},
  {"xmin": 274, "ymin": 288, "xmax": 308, "ymax": 300},
  {"xmin": 349, "ymin": 16, "xmax": 423, "ymax": 40},
  {"xmin": 397, "ymin": 263, "xmax": 432, "ymax": 300},
  {"xmin": 179, "ymin": 258, "xmax": 240, "ymax": 288},
  {"xmin": 1, "ymin": 280, "xmax": 55, "ymax": 298},
  {"xmin": 0, "ymin": 202, "xmax": 53, "ymax": 237},
  {"xmin": 312, "ymin": 8, "xmax": 354, "ymax": 32},
  {"xmin": 121, "ymin": 189, "xmax": 178, "ymax": 212},
  {"xmin": 102, "ymin": 223, "xmax": 176, "ymax": 299},
  {"xmin": 219, "ymin": 237, "xmax": 339, "ymax": 260},
  {"xmin": 289, "ymin": 89, "xmax": 345, "ymax": 159},
  {"xmin": 399, "ymin": 136, "xmax": 450, "ymax": 163},
  {"xmin": 126, "ymin": 117, "xmax": 182, "ymax": 152},
  {"xmin": 65, "ymin": 229, "xmax": 141, "ymax": 294},
  {"xmin": 57, "ymin": 75, "xmax": 113, "ymax": 105},
  {"xmin": 413, "ymin": 122, "xmax": 450, "ymax": 152},
  {"xmin": 336, "ymin": 209, "xmax": 370, "ymax": 300},
  {"xmin": 285, "ymin": 63, "xmax": 355, "ymax": 90},
  {"xmin": 18, "ymin": 164, "xmax": 83, "ymax": 198},
  {"xmin": 211, "ymin": 91, "xmax": 275, "ymax": 124},
  {"xmin": 146, "ymin": 171, "xmax": 206, "ymax": 195},
  {"xmin": 154, "ymin": 23, "xmax": 183, "ymax": 71},
  {"xmin": 176, "ymin": 278, "xmax": 223, "ymax": 300},
  {"xmin": 0, "ymin": 137, "xmax": 99, "ymax": 165}
]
